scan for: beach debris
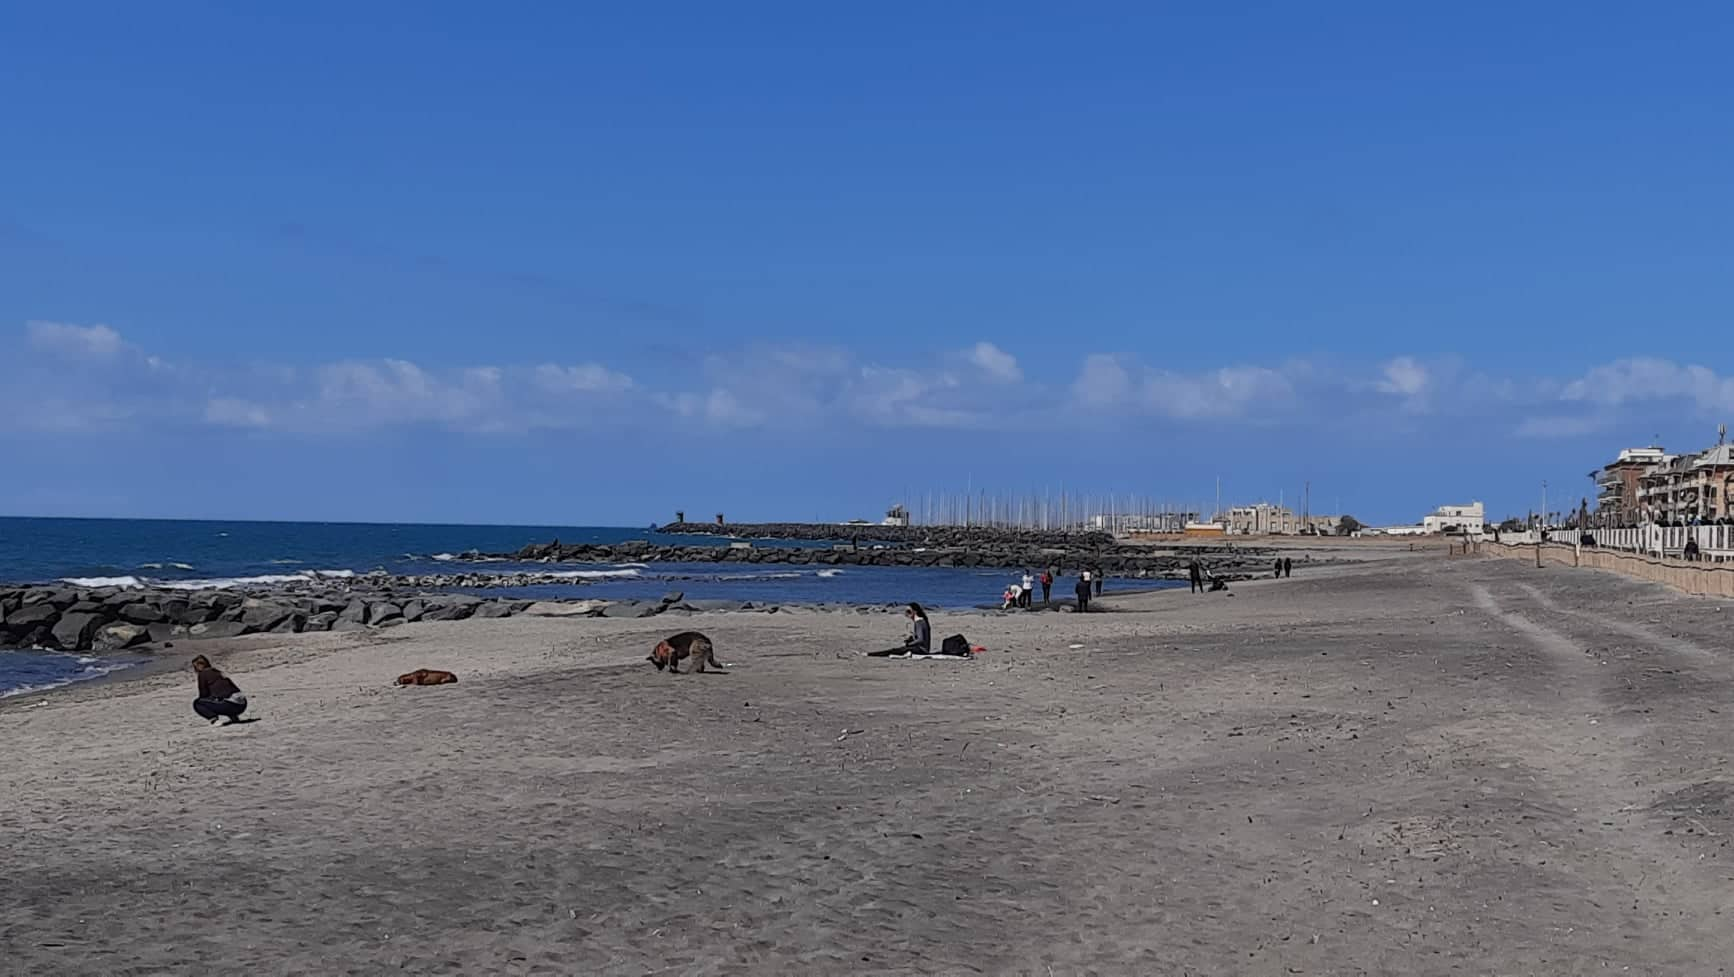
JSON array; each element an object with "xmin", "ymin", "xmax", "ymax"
[{"xmin": 836, "ymin": 728, "xmax": 865, "ymax": 741}]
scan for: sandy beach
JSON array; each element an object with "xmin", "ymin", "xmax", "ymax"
[{"xmin": 5, "ymin": 550, "xmax": 1734, "ymax": 975}]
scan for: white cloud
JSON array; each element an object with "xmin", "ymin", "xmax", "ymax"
[
  {"xmin": 1376, "ymin": 356, "xmax": 1430, "ymax": 398},
  {"xmin": 965, "ymin": 341, "xmax": 1022, "ymax": 383},
  {"xmin": 205, "ymin": 398, "xmax": 272, "ymax": 429},
  {"xmin": 1072, "ymin": 354, "xmax": 1133, "ymax": 408},
  {"xmin": 1560, "ymin": 358, "xmax": 1734, "ymax": 411},
  {"xmin": 1074, "ymin": 356, "xmax": 1293, "ymax": 418},
  {"xmin": 534, "ymin": 363, "xmax": 634, "ymax": 395},
  {"xmin": 664, "ymin": 389, "xmax": 767, "ymax": 427},
  {"xmin": 26, "ymin": 321, "xmax": 125, "ymax": 358}
]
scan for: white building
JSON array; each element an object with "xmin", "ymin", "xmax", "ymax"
[{"xmin": 1422, "ymin": 501, "xmax": 1485, "ymax": 534}]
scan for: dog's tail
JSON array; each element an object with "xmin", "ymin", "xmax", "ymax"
[{"xmin": 699, "ymin": 637, "xmax": 723, "ymax": 671}]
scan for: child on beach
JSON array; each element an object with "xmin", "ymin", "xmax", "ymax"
[{"xmin": 191, "ymin": 655, "xmax": 248, "ymax": 726}]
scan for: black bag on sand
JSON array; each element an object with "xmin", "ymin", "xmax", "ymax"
[{"xmin": 940, "ymin": 634, "xmax": 972, "ymax": 657}]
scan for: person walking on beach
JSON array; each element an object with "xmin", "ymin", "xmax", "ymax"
[
  {"xmin": 1075, "ymin": 572, "xmax": 1092, "ymax": 613},
  {"xmin": 1189, "ymin": 559, "xmax": 1205, "ymax": 594},
  {"xmin": 1040, "ymin": 569, "xmax": 1053, "ymax": 605},
  {"xmin": 191, "ymin": 655, "xmax": 248, "ymax": 726},
  {"xmin": 1283, "ymin": 557, "xmax": 1293, "ymax": 578},
  {"xmin": 1273, "ymin": 559, "xmax": 1283, "ymax": 579},
  {"xmin": 1093, "ymin": 569, "xmax": 1104, "ymax": 597},
  {"xmin": 1021, "ymin": 569, "xmax": 1035, "ymax": 608}
]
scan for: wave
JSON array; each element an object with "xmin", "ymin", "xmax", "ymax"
[
  {"xmin": 57, "ymin": 569, "xmax": 362, "ymax": 591},
  {"xmin": 539, "ymin": 569, "xmax": 643, "ymax": 581},
  {"xmin": 816, "ymin": 568, "xmax": 844, "ymax": 578},
  {"xmin": 268, "ymin": 559, "xmax": 303, "ymax": 566},
  {"xmin": 60, "ymin": 576, "xmax": 145, "ymax": 589},
  {"xmin": 138, "ymin": 563, "xmax": 163, "ymax": 570},
  {"xmin": 614, "ymin": 562, "xmax": 650, "ymax": 569},
  {"xmin": 430, "ymin": 553, "xmax": 456, "ymax": 562},
  {"xmin": 0, "ymin": 654, "xmax": 141, "ymax": 699}
]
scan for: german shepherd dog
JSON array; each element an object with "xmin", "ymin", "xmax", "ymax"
[
  {"xmin": 396, "ymin": 668, "xmax": 459, "ymax": 686},
  {"xmin": 648, "ymin": 631, "xmax": 722, "ymax": 675}
]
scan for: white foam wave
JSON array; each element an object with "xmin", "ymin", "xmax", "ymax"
[
  {"xmin": 541, "ymin": 569, "xmax": 643, "ymax": 581},
  {"xmin": 138, "ymin": 563, "xmax": 163, "ymax": 570},
  {"xmin": 430, "ymin": 553, "xmax": 456, "ymax": 562},
  {"xmin": 0, "ymin": 656, "xmax": 140, "ymax": 699},
  {"xmin": 816, "ymin": 569, "xmax": 844, "ymax": 578},
  {"xmin": 614, "ymin": 562, "xmax": 650, "ymax": 569},
  {"xmin": 60, "ymin": 576, "xmax": 145, "ymax": 589},
  {"xmin": 170, "ymin": 562, "xmax": 194, "ymax": 570},
  {"xmin": 268, "ymin": 559, "xmax": 303, "ymax": 566},
  {"xmin": 157, "ymin": 569, "xmax": 357, "ymax": 591}
]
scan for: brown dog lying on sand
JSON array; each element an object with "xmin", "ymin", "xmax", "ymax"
[
  {"xmin": 648, "ymin": 631, "xmax": 723, "ymax": 675},
  {"xmin": 395, "ymin": 669, "xmax": 459, "ymax": 686}
]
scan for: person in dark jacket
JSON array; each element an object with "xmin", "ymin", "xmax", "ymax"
[
  {"xmin": 1093, "ymin": 569, "xmax": 1104, "ymax": 597},
  {"xmin": 1273, "ymin": 559, "xmax": 1283, "ymax": 578},
  {"xmin": 1189, "ymin": 559, "xmax": 1205, "ymax": 594},
  {"xmin": 870, "ymin": 603, "xmax": 932, "ymax": 657},
  {"xmin": 1075, "ymin": 574, "xmax": 1092, "ymax": 613},
  {"xmin": 1283, "ymin": 557, "xmax": 1293, "ymax": 578},
  {"xmin": 191, "ymin": 655, "xmax": 248, "ymax": 725}
]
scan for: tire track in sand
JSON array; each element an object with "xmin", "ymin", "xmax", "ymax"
[{"xmin": 1515, "ymin": 581, "xmax": 1716, "ymax": 663}]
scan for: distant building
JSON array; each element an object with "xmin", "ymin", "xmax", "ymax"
[
  {"xmin": 1422, "ymin": 502, "xmax": 1485, "ymax": 534},
  {"xmin": 1636, "ymin": 445, "xmax": 1734, "ymax": 523},
  {"xmin": 1224, "ymin": 504, "xmax": 1300, "ymax": 535},
  {"xmin": 883, "ymin": 504, "xmax": 910, "ymax": 527},
  {"xmin": 1593, "ymin": 447, "xmax": 1667, "ymax": 524}
]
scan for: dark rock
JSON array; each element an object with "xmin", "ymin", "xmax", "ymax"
[
  {"xmin": 474, "ymin": 602, "xmax": 519, "ymax": 619},
  {"xmin": 6, "ymin": 603, "xmax": 59, "ymax": 630},
  {"xmin": 337, "ymin": 600, "xmax": 368, "ymax": 624},
  {"xmin": 303, "ymin": 612, "xmax": 338, "ymax": 632},
  {"xmin": 420, "ymin": 603, "xmax": 476, "ymax": 622},
  {"xmin": 93, "ymin": 622, "xmax": 152, "ymax": 651},
  {"xmin": 401, "ymin": 600, "xmax": 426, "ymax": 623},
  {"xmin": 365, "ymin": 602, "xmax": 403, "ymax": 626},
  {"xmin": 661, "ymin": 591, "xmax": 685, "ymax": 604},
  {"xmin": 66, "ymin": 600, "xmax": 105, "ymax": 615},
  {"xmin": 240, "ymin": 599, "xmax": 294, "ymax": 631},
  {"xmin": 118, "ymin": 603, "xmax": 166, "ymax": 625},
  {"xmin": 268, "ymin": 613, "xmax": 307, "ymax": 634},
  {"xmin": 146, "ymin": 623, "xmax": 182, "ymax": 644},
  {"xmin": 188, "ymin": 620, "xmax": 250, "ymax": 640},
  {"xmin": 50, "ymin": 612, "xmax": 104, "ymax": 650}
]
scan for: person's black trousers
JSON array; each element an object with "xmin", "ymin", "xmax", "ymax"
[
  {"xmin": 193, "ymin": 697, "xmax": 247, "ymax": 721},
  {"xmin": 1042, "ymin": 584, "xmax": 1051, "ymax": 603}
]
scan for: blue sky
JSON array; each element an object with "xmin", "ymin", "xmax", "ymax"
[{"xmin": 4, "ymin": 2, "xmax": 1733, "ymax": 525}]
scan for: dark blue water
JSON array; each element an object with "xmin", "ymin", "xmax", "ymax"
[{"xmin": 0, "ymin": 517, "xmax": 1175, "ymax": 694}]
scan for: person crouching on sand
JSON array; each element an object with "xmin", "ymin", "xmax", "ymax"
[{"xmin": 191, "ymin": 655, "xmax": 248, "ymax": 726}]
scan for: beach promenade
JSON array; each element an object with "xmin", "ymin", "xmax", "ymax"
[{"xmin": 4, "ymin": 553, "xmax": 1733, "ymax": 975}]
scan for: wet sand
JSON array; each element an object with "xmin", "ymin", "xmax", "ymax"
[{"xmin": 5, "ymin": 554, "xmax": 1734, "ymax": 975}]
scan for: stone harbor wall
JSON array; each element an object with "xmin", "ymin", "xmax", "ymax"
[{"xmin": 503, "ymin": 539, "xmax": 1272, "ymax": 575}]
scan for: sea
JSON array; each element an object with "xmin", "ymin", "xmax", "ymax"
[{"xmin": 0, "ymin": 516, "xmax": 1168, "ymax": 697}]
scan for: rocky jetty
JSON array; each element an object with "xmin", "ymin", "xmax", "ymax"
[
  {"xmin": 656, "ymin": 522, "xmax": 1115, "ymax": 547},
  {"xmin": 499, "ymin": 537, "xmax": 1272, "ymax": 576},
  {"xmin": 0, "ymin": 583, "xmax": 792, "ymax": 654}
]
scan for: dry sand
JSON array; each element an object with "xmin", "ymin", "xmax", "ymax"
[{"xmin": 6, "ymin": 553, "xmax": 1734, "ymax": 975}]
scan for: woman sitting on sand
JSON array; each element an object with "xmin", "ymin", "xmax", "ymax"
[
  {"xmin": 191, "ymin": 655, "xmax": 248, "ymax": 726},
  {"xmin": 869, "ymin": 603, "xmax": 932, "ymax": 657}
]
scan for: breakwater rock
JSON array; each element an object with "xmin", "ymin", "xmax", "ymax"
[
  {"xmin": 656, "ymin": 522, "xmax": 1116, "ymax": 548},
  {"xmin": 0, "ymin": 583, "xmax": 795, "ymax": 654},
  {"xmin": 501, "ymin": 539, "xmax": 1274, "ymax": 575}
]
